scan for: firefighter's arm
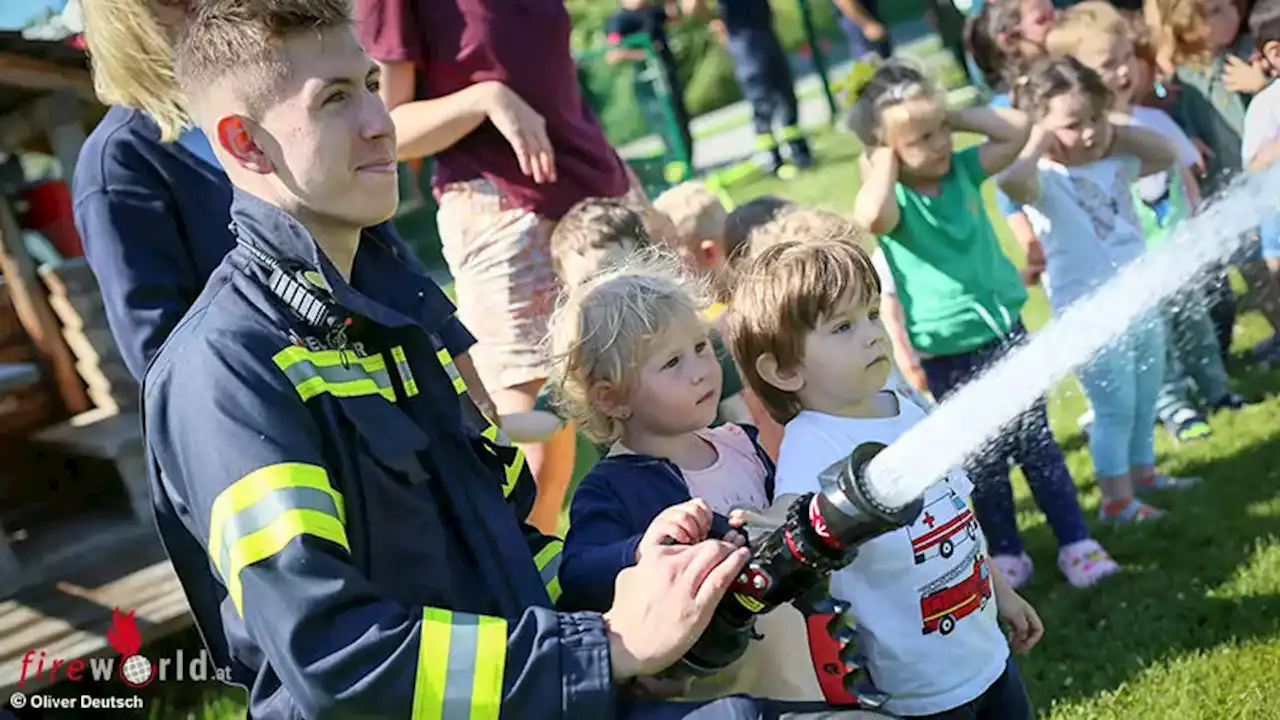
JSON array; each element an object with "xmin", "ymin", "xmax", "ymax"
[
  {"xmin": 524, "ymin": 528, "xmax": 566, "ymax": 607},
  {"xmin": 145, "ymin": 333, "xmax": 615, "ymax": 719}
]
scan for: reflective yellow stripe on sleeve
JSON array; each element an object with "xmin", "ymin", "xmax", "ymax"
[
  {"xmin": 391, "ymin": 346, "xmax": 419, "ymax": 397},
  {"xmin": 274, "ymin": 346, "xmax": 397, "ymax": 403},
  {"xmin": 436, "ymin": 346, "xmax": 523, "ymax": 499},
  {"xmin": 207, "ymin": 463, "xmax": 349, "ymax": 615},
  {"xmin": 413, "ymin": 608, "xmax": 508, "ymax": 720},
  {"xmin": 480, "ymin": 424, "xmax": 523, "ymax": 499},
  {"xmin": 435, "ymin": 347, "xmax": 468, "ymax": 395},
  {"xmin": 533, "ymin": 540, "xmax": 563, "ymax": 604}
]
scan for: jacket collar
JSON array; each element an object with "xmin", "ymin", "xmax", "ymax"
[{"xmin": 228, "ymin": 187, "xmax": 452, "ymax": 332}]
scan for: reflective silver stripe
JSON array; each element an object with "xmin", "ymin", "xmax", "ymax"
[
  {"xmin": 538, "ymin": 552, "xmax": 562, "ymax": 589},
  {"xmin": 440, "ymin": 614, "xmax": 482, "ymax": 719},
  {"xmin": 280, "ymin": 357, "xmax": 394, "ymax": 390},
  {"xmin": 215, "ymin": 486, "xmax": 343, "ymax": 579},
  {"xmin": 435, "ymin": 348, "xmax": 467, "ymax": 395},
  {"xmin": 392, "ymin": 346, "xmax": 419, "ymax": 397}
]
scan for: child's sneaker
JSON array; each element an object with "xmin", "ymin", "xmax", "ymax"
[
  {"xmin": 1163, "ymin": 406, "xmax": 1211, "ymax": 444},
  {"xmin": 1057, "ymin": 539, "xmax": 1120, "ymax": 588},
  {"xmin": 990, "ymin": 552, "xmax": 1034, "ymax": 590},
  {"xmin": 1099, "ymin": 497, "xmax": 1164, "ymax": 523}
]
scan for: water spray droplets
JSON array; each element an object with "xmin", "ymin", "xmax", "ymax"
[{"xmin": 864, "ymin": 167, "xmax": 1280, "ymax": 509}]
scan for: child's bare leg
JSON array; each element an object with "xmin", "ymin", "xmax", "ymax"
[{"xmin": 527, "ymin": 422, "xmax": 578, "ymax": 536}]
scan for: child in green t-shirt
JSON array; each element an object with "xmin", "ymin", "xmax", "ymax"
[{"xmin": 850, "ymin": 63, "xmax": 1117, "ymax": 589}]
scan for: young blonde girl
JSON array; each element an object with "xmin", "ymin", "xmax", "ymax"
[
  {"xmin": 1001, "ymin": 55, "xmax": 1198, "ymax": 522},
  {"xmin": 550, "ymin": 251, "xmax": 857, "ymax": 705},
  {"xmin": 851, "ymin": 62, "xmax": 1119, "ymax": 589}
]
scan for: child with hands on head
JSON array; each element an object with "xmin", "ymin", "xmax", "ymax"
[
  {"xmin": 1048, "ymin": 2, "xmax": 1248, "ymax": 445},
  {"xmin": 850, "ymin": 62, "xmax": 1118, "ymax": 590},
  {"xmin": 552, "ymin": 251, "xmax": 833, "ymax": 703},
  {"xmin": 728, "ymin": 232, "xmax": 1044, "ymax": 720},
  {"xmin": 1000, "ymin": 55, "xmax": 1198, "ymax": 523}
]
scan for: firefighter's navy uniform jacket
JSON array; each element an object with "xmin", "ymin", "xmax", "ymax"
[{"xmin": 142, "ymin": 189, "xmax": 608, "ymax": 719}]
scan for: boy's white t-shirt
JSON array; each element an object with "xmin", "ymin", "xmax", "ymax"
[
  {"xmin": 1242, "ymin": 79, "xmax": 1280, "ymax": 167},
  {"xmin": 774, "ymin": 394, "xmax": 1009, "ymax": 716},
  {"xmin": 1123, "ymin": 106, "xmax": 1199, "ymax": 205},
  {"xmin": 1020, "ymin": 156, "xmax": 1147, "ymax": 314}
]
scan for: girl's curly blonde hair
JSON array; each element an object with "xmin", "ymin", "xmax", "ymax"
[{"xmin": 545, "ymin": 248, "xmax": 712, "ymax": 445}]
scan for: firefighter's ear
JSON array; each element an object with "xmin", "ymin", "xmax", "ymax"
[
  {"xmin": 216, "ymin": 114, "xmax": 274, "ymax": 174},
  {"xmin": 756, "ymin": 353, "xmax": 803, "ymax": 393},
  {"xmin": 589, "ymin": 381, "xmax": 631, "ymax": 422}
]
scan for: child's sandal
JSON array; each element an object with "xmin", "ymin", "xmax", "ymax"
[
  {"xmin": 1058, "ymin": 539, "xmax": 1120, "ymax": 588},
  {"xmin": 1135, "ymin": 473, "xmax": 1202, "ymax": 492},
  {"xmin": 991, "ymin": 552, "xmax": 1035, "ymax": 590},
  {"xmin": 1099, "ymin": 497, "xmax": 1164, "ymax": 523}
]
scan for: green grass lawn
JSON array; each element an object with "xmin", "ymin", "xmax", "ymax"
[
  {"xmin": 727, "ymin": 128, "xmax": 1280, "ymax": 719},
  {"xmin": 124, "ymin": 128, "xmax": 1280, "ymax": 719}
]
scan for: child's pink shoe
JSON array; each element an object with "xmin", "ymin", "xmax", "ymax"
[
  {"xmin": 991, "ymin": 552, "xmax": 1034, "ymax": 590},
  {"xmin": 1058, "ymin": 539, "xmax": 1120, "ymax": 588}
]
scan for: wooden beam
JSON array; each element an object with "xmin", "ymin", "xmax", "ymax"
[
  {"xmin": 45, "ymin": 91, "xmax": 85, "ymax": 186},
  {"xmin": 0, "ymin": 192, "xmax": 89, "ymax": 416},
  {"xmin": 0, "ymin": 52, "xmax": 93, "ymax": 102}
]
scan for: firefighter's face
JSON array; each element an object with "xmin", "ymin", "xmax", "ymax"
[
  {"xmin": 237, "ymin": 27, "xmax": 399, "ymax": 233},
  {"xmin": 625, "ymin": 319, "xmax": 722, "ymax": 438}
]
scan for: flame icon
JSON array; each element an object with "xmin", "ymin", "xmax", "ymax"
[
  {"xmin": 106, "ymin": 608, "xmax": 141, "ymax": 656},
  {"xmin": 106, "ymin": 607, "xmax": 154, "ymax": 687}
]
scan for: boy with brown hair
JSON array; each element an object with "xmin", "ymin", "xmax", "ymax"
[{"xmin": 728, "ymin": 233, "xmax": 1044, "ymax": 720}]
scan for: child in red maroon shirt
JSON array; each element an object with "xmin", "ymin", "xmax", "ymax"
[{"xmin": 355, "ymin": 0, "xmax": 645, "ymax": 534}]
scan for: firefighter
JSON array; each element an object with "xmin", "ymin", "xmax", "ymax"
[
  {"xmin": 73, "ymin": 0, "xmax": 496, "ymax": 422},
  {"xmin": 146, "ymin": 1, "xmax": 885, "ymax": 718},
  {"xmin": 685, "ymin": 0, "xmax": 814, "ymax": 174}
]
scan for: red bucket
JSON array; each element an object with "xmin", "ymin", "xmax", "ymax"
[{"xmin": 21, "ymin": 179, "xmax": 83, "ymax": 259}]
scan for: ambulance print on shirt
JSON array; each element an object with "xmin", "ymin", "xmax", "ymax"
[{"xmin": 901, "ymin": 470, "xmax": 992, "ymax": 637}]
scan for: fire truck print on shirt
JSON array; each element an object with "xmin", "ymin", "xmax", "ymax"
[{"xmin": 907, "ymin": 471, "xmax": 992, "ymax": 637}]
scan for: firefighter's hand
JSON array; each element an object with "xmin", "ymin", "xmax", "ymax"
[
  {"xmin": 604, "ymin": 540, "xmax": 751, "ymax": 680},
  {"xmin": 998, "ymin": 590, "xmax": 1044, "ymax": 654},
  {"xmin": 637, "ymin": 499, "xmax": 713, "ymax": 560}
]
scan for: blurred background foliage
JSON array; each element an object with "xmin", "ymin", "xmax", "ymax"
[{"xmin": 568, "ymin": 0, "xmax": 848, "ymax": 147}]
